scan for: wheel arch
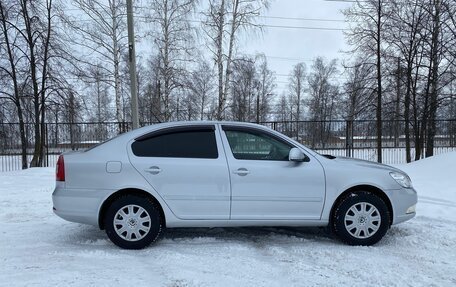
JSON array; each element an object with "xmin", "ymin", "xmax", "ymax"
[
  {"xmin": 98, "ymin": 188, "xmax": 166, "ymax": 230},
  {"xmin": 329, "ymin": 185, "xmax": 393, "ymax": 226}
]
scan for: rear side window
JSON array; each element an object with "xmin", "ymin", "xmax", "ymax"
[{"xmin": 132, "ymin": 128, "xmax": 218, "ymax": 159}]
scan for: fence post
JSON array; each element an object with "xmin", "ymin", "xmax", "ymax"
[
  {"xmin": 45, "ymin": 123, "xmax": 49, "ymax": 167},
  {"xmin": 345, "ymin": 120, "xmax": 353, "ymax": 157},
  {"xmin": 451, "ymin": 119, "xmax": 455, "ymax": 147}
]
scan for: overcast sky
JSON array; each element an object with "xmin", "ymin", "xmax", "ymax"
[
  {"xmin": 130, "ymin": 0, "xmax": 353, "ymax": 93},
  {"xmin": 239, "ymin": 0, "xmax": 352, "ymax": 92}
]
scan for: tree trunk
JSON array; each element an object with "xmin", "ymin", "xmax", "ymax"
[
  {"xmin": 220, "ymin": 0, "xmax": 240, "ymax": 119},
  {"xmin": 425, "ymin": 0, "xmax": 441, "ymax": 158},
  {"xmin": 395, "ymin": 58, "xmax": 401, "ymax": 149},
  {"xmin": 17, "ymin": 104, "xmax": 28, "ymax": 169},
  {"xmin": 215, "ymin": 0, "xmax": 226, "ymax": 120},
  {"xmin": 404, "ymin": 63, "xmax": 413, "ymax": 163},
  {"xmin": 38, "ymin": 0, "xmax": 52, "ymax": 166},
  {"xmin": 112, "ymin": 4, "xmax": 122, "ymax": 129},
  {"xmin": 0, "ymin": 2, "xmax": 28, "ymax": 169},
  {"xmin": 221, "ymin": 0, "xmax": 241, "ymax": 120},
  {"xmin": 375, "ymin": 0, "xmax": 383, "ymax": 163}
]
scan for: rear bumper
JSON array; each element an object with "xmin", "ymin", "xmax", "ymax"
[
  {"xmin": 390, "ymin": 187, "xmax": 418, "ymax": 225},
  {"xmin": 52, "ymin": 186, "xmax": 112, "ymax": 226}
]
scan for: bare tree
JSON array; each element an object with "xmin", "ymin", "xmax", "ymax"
[
  {"xmin": 288, "ymin": 62, "xmax": 307, "ymax": 122},
  {"xmin": 425, "ymin": 0, "xmax": 444, "ymax": 157},
  {"xmin": 204, "ymin": 0, "xmax": 269, "ymax": 120},
  {"xmin": 147, "ymin": 0, "xmax": 197, "ymax": 121},
  {"xmin": 17, "ymin": 0, "xmax": 55, "ymax": 167},
  {"xmin": 230, "ymin": 56, "xmax": 257, "ymax": 121},
  {"xmin": 183, "ymin": 59, "xmax": 215, "ymax": 120},
  {"xmin": 287, "ymin": 62, "xmax": 307, "ymax": 140},
  {"xmin": 138, "ymin": 56, "xmax": 163, "ymax": 124},
  {"xmin": 307, "ymin": 57, "xmax": 340, "ymax": 148},
  {"xmin": 386, "ymin": 0, "xmax": 427, "ymax": 161},
  {"xmin": 63, "ymin": 0, "xmax": 128, "ymax": 126},
  {"xmin": 276, "ymin": 93, "xmax": 292, "ymax": 122},
  {"xmin": 255, "ymin": 54, "xmax": 275, "ymax": 123},
  {"xmin": 307, "ymin": 58, "xmax": 340, "ymax": 121},
  {"xmin": 85, "ymin": 63, "xmax": 112, "ymax": 125},
  {"xmin": 0, "ymin": 0, "xmax": 28, "ymax": 168},
  {"xmin": 342, "ymin": 58, "xmax": 376, "ymax": 121},
  {"xmin": 344, "ymin": 0, "xmax": 391, "ymax": 163}
]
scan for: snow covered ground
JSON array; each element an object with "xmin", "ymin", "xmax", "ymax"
[{"xmin": 1, "ymin": 154, "xmax": 455, "ymax": 286}]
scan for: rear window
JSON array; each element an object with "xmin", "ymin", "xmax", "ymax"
[{"xmin": 131, "ymin": 128, "xmax": 218, "ymax": 159}]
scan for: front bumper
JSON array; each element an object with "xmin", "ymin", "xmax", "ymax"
[
  {"xmin": 390, "ymin": 187, "xmax": 418, "ymax": 225},
  {"xmin": 52, "ymin": 185, "xmax": 112, "ymax": 226}
]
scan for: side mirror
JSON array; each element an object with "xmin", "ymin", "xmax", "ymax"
[{"xmin": 289, "ymin": 148, "xmax": 308, "ymax": 162}]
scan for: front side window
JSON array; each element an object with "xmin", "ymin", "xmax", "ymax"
[
  {"xmin": 132, "ymin": 128, "xmax": 218, "ymax": 159},
  {"xmin": 224, "ymin": 128, "xmax": 292, "ymax": 161}
]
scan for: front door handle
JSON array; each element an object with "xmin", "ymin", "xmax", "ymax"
[
  {"xmin": 145, "ymin": 166, "xmax": 162, "ymax": 175},
  {"xmin": 233, "ymin": 168, "xmax": 250, "ymax": 176}
]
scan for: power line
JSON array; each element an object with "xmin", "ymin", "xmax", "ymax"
[
  {"xmin": 261, "ymin": 56, "xmax": 314, "ymax": 62},
  {"xmin": 59, "ymin": 15, "xmax": 346, "ymax": 32},
  {"xmin": 61, "ymin": 6, "xmax": 348, "ymax": 31},
  {"xmin": 259, "ymin": 24, "xmax": 345, "ymax": 31},
  {"xmin": 64, "ymin": 7, "xmax": 347, "ymax": 23},
  {"xmin": 135, "ymin": 16, "xmax": 347, "ymax": 31},
  {"xmin": 258, "ymin": 15, "xmax": 346, "ymax": 22}
]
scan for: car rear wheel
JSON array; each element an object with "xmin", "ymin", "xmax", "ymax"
[
  {"xmin": 331, "ymin": 191, "xmax": 390, "ymax": 246},
  {"xmin": 104, "ymin": 195, "xmax": 162, "ymax": 249}
]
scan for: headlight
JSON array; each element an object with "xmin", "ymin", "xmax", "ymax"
[{"xmin": 390, "ymin": 172, "xmax": 412, "ymax": 188}]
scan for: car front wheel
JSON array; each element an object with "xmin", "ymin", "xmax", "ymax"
[
  {"xmin": 104, "ymin": 195, "xmax": 163, "ymax": 249},
  {"xmin": 331, "ymin": 191, "xmax": 390, "ymax": 246}
]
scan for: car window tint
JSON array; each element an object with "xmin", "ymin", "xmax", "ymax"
[
  {"xmin": 224, "ymin": 130, "xmax": 292, "ymax": 161},
  {"xmin": 132, "ymin": 129, "xmax": 218, "ymax": 158}
]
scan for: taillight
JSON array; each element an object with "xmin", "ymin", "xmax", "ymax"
[{"xmin": 56, "ymin": 155, "xmax": 65, "ymax": 181}]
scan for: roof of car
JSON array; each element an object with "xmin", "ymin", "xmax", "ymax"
[
  {"xmin": 115, "ymin": 121, "xmax": 267, "ymax": 140},
  {"xmin": 139, "ymin": 121, "xmax": 268, "ymax": 131}
]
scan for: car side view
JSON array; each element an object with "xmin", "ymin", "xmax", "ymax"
[{"xmin": 52, "ymin": 121, "xmax": 417, "ymax": 249}]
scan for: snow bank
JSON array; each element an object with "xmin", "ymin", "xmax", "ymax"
[
  {"xmin": 396, "ymin": 152, "xmax": 456, "ymax": 221},
  {"xmin": 0, "ymin": 154, "xmax": 455, "ymax": 286}
]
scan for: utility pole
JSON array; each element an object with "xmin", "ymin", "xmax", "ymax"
[{"xmin": 127, "ymin": 0, "xmax": 139, "ymax": 129}]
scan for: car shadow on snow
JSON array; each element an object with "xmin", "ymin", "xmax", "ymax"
[
  {"xmin": 62, "ymin": 224, "xmax": 336, "ymax": 248},
  {"xmin": 163, "ymin": 226, "xmax": 332, "ymax": 242},
  {"xmin": 59, "ymin": 223, "xmax": 416, "ymax": 249}
]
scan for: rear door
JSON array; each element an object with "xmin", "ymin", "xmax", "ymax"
[
  {"xmin": 221, "ymin": 125, "xmax": 326, "ymax": 220},
  {"xmin": 128, "ymin": 125, "xmax": 231, "ymax": 220}
]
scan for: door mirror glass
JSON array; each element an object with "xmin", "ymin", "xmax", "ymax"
[{"xmin": 289, "ymin": 148, "xmax": 307, "ymax": 162}]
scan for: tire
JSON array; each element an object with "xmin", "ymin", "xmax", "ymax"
[
  {"xmin": 104, "ymin": 195, "xmax": 163, "ymax": 249},
  {"xmin": 331, "ymin": 191, "xmax": 390, "ymax": 246}
]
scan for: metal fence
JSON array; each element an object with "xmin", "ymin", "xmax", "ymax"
[{"xmin": 1, "ymin": 120, "xmax": 455, "ymax": 172}]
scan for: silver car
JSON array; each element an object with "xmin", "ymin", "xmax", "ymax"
[{"xmin": 52, "ymin": 121, "xmax": 417, "ymax": 249}]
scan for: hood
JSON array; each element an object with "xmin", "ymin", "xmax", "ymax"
[{"xmin": 331, "ymin": 156, "xmax": 404, "ymax": 173}]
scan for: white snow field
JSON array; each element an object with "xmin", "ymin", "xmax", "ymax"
[{"xmin": 1, "ymin": 154, "xmax": 456, "ymax": 287}]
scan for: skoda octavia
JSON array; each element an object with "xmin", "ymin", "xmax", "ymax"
[{"xmin": 52, "ymin": 121, "xmax": 417, "ymax": 249}]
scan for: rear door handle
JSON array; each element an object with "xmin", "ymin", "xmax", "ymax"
[
  {"xmin": 233, "ymin": 168, "xmax": 250, "ymax": 176},
  {"xmin": 145, "ymin": 166, "xmax": 162, "ymax": 175}
]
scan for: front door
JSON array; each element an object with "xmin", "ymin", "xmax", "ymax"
[
  {"xmin": 220, "ymin": 126, "xmax": 326, "ymax": 220},
  {"xmin": 128, "ymin": 125, "xmax": 231, "ymax": 220}
]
